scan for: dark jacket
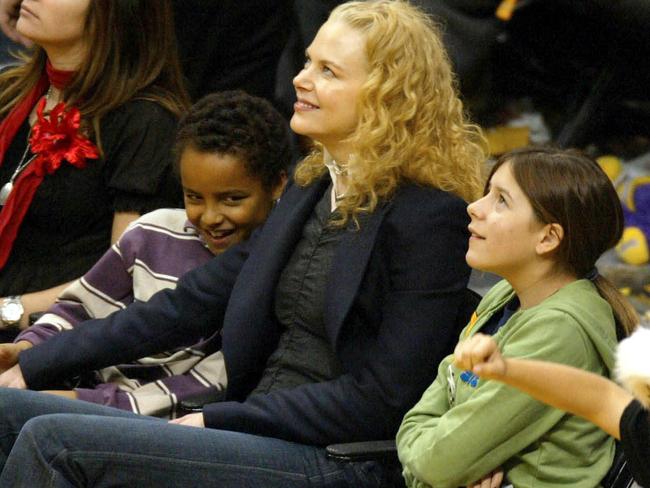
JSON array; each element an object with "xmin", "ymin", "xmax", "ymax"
[{"xmin": 20, "ymin": 176, "xmax": 471, "ymax": 446}]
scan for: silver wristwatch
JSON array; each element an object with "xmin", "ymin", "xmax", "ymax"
[{"xmin": 0, "ymin": 296, "xmax": 24, "ymax": 328}]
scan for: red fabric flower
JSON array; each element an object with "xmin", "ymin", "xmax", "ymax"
[{"xmin": 29, "ymin": 98, "xmax": 99, "ymax": 176}]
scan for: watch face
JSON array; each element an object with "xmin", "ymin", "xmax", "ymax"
[{"xmin": 1, "ymin": 302, "xmax": 22, "ymax": 323}]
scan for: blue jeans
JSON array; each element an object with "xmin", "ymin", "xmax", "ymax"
[{"xmin": 0, "ymin": 388, "xmax": 388, "ymax": 487}]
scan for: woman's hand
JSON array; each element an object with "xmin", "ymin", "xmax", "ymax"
[
  {"xmin": 453, "ymin": 333, "xmax": 507, "ymax": 380},
  {"xmin": 0, "ymin": 340, "xmax": 32, "ymax": 372},
  {"xmin": 169, "ymin": 413, "xmax": 205, "ymax": 428},
  {"xmin": 0, "ymin": 363, "xmax": 26, "ymax": 389},
  {"xmin": 467, "ymin": 468, "xmax": 504, "ymax": 488}
]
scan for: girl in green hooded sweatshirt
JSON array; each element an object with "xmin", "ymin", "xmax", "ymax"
[{"xmin": 397, "ymin": 147, "xmax": 638, "ymax": 488}]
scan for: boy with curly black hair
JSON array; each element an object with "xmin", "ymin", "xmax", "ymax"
[{"xmin": 3, "ymin": 91, "xmax": 289, "ymax": 418}]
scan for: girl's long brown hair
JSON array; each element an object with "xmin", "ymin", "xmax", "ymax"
[
  {"xmin": 489, "ymin": 147, "xmax": 638, "ymax": 337},
  {"xmin": 0, "ymin": 0, "xmax": 189, "ymax": 152}
]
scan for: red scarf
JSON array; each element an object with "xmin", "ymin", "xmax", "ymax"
[{"xmin": 0, "ymin": 61, "xmax": 92, "ymax": 269}]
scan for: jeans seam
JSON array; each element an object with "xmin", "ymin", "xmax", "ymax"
[
  {"xmin": 49, "ymin": 448, "xmax": 71, "ymax": 488},
  {"xmin": 64, "ymin": 450, "xmax": 310, "ymax": 481}
]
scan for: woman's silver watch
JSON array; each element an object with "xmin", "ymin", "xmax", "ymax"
[{"xmin": 0, "ymin": 296, "xmax": 24, "ymax": 329}]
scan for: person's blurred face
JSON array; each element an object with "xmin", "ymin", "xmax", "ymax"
[
  {"xmin": 291, "ymin": 20, "xmax": 368, "ymax": 158},
  {"xmin": 17, "ymin": 0, "xmax": 90, "ymax": 56},
  {"xmin": 180, "ymin": 146, "xmax": 285, "ymax": 255}
]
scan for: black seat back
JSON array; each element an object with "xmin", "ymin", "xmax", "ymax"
[{"xmin": 602, "ymin": 442, "xmax": 635, "ymax": 488}]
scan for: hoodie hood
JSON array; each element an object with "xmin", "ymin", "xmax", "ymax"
[{"xmin": 471, "ymin": 279, "xmax": 618, "ymax": 374}]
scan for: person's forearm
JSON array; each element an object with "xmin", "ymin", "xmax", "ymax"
[
  {"xmin": 12, "ymin": 282, "xmax": 73, "ymax": 329},
  {"xmin": 42, "ymin": 390, "xmax": 78, "ymax": 400},
  {"xmin": 111, "ymin": 211, "xmax": 140, "ymax": 243},
  {"xmin": 18, "ymin": 240, "xmax": 247, "ymax": 392},
  {"xmin": 499, "ymin": 358, "xmax": 632, "ymax": 439}
]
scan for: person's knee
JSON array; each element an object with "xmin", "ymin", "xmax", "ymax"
[
  {"xmin": 2, "ymin": 414, "xmax": 86, "ymax": 486},
  {"xmin": 18, "ymin": 413, "xmax": 81, "ymax": 460},
  {"xmin": 0, "ymin": 388, "xmax": 36, "ymax": 450},
  {"xmin": 0, "ymin": 386, "xmax": 25, "ymax": 407},
  {"xmin": 19, "ymin": 414, "xmax": 60, "ymax": 450}
]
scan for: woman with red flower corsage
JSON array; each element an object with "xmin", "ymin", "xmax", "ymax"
[{"xmin": 0, "ymin": 0, "xmax": 189, "ymax": 337}]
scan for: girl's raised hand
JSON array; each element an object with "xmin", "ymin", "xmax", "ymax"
[{"xmin": 453, "ymin": 333, "xmax": 507, "ymax": 379}]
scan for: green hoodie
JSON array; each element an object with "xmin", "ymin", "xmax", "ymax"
[{"xmin": 397, "ymin": 279, "xmax": 617, "ymax": 488}]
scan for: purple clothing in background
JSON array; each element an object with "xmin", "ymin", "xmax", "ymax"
[{"xmin": 17, "ymin": 209, "xmax": 226, "ymax": 418}]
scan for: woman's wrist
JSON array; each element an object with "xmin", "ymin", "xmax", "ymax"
[{"xmin": 0, "ymin": 296, "xmax": 24, "ymax": 329}]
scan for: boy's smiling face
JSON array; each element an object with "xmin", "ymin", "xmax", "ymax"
[{"xmin": 180, "ymin": 146, "xmax": 282, "ymax": 255}]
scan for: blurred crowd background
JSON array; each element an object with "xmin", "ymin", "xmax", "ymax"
[{"xmin": 2, "ymin": 0, "xmax": 649, "ymax": 316}]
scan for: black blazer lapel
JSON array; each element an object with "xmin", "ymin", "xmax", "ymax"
[
  {"xmin": 246, "ymin": 177, "xmax": 330, "ymax": 285},
  {"xmin": 324, "ymin": 200, "xmax": 392, "ymax": 346},
  {"xmin": 222, "ymin": 177, "xmax": 331, "ymax": 394},
  {"xmin": 225, "ymin": 177, "xmax": 330, "ymax": 332}
]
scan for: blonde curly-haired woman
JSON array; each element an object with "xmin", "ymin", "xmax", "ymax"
[{"xmin": 0, "ymin": 2, "xmax": 485, "ymax": 486}]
